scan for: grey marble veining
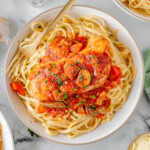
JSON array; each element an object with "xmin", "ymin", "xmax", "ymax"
[{"xmin": 0, "ymin": 0, "xmax": 150, "ymax": 149}]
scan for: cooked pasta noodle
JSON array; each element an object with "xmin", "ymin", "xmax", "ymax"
[
  {"xmin": 121, "ymin": 0, "xmax": 150, "ymax": 15},
  {"xmin": 129, "ymin": 134, "xmax": 150, "ymax": 150},
  {"xmin": 6, "ymin": 15, "xmax": 136, "ymax": 138}
]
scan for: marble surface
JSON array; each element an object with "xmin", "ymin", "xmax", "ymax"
[{"xmin": 0, "ymin": 0, "xmax": 150, "ymax": 149}]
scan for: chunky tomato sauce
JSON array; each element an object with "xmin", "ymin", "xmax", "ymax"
[{"xmin": 11, "ymin": 35, "xmax": 123, "ymax": 119}]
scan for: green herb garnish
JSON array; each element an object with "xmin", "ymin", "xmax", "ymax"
[
  {"xmin": 57, "ymin": 78, "xmax": 63, "ymax": 85},
  {"xmin": 90, "ymin": 95, "xmax": 96, "ymax": 99},
  {"xmin": 73, "ymin": 70, "xmax": 77, "ymax": 74},
  {"xmin": 83, "ymin": 85, "xmax": 88, "ymax": 88},
  {"xmin": 49, "ymin": 38, "xmax": 53, "ymax": 42},
  {"xmin": 52, "ymin": 63, "xmax": 56, "ymax": 68},
  {"xmin": 79, "ymin": 76, "xmax": 83, "ymax": 82},
  {"xmin": 69, "ymin": 110, "xmax": 73, "ymax": 114},
  {"xmin": 75, "ymin": 61, "xmax": 80, "ymax": 65},
  {"xmin": 53, "ymin": 74, "xmax": 57, "ymax": 77},
  {"xmin": 66, "ymin": 105, "xmax": 70, "ymax": 108},
  {"xmin": 64, "ymin": 91, "xmax": 68, "ymax": 99}
]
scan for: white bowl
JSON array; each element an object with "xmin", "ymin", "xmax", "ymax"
[
  {"xmin": 113, "ymin": 0, "xmax": 150, "ymax": 22},
  {"xmin": 0, "ymin": 111, "xmax": 14, "ymax": 150},
  {"xmin": 5, "ymin": 5, "xmax": 144, "ymax": 145}
]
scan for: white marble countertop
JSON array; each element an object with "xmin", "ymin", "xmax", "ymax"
[{"xmin": 0, "ymin": 0, "xmax": 150, "ymax": 149}]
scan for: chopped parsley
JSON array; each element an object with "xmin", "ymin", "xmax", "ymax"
[
  {"xmin": 53, "ymin": 74, "xmax": 57, "ymax": 77},
  {"xmin": 113, "ymin": 42, "xmax": 117, "ymax": 46},
  {"xmin": 77, "ymin": 99, "xmax": 86, "ymax": 106},
  {"xmin": 83, "ymin": 85, "xmax": 88, "ymax": 88},
  {"xmin": 66, "ymin": 105, "xmax": 70, "ymax": 108},
  {"xmin": 90, "ymin": 104, "xmax": 95, "ymax": 109},
  {"xmin": 62, "ymin": 26, "xmax": 66, "ymax": 29},
  {"xmin": 45, "ymin": 80, "xmax": 48, "ymax": 84},
  {"xmin": 73, "ymin": 86, "xmax": 78, "ymax": 91},
  {"xmin": 109, "ymin": 104, "xmax": 114, "ymax": 108},
  {"xmin": 95, "ymin": 62, "xmax": 98, "ymax": 67},
  {"xmin": 48, "ymin": 68, "xmax": 50, "ymax": 71},
  {"xmin": 79, "ymin": 76, "xmax": 83, "ymax": 82},
  {"xmin": 37, "ymin": 72, "xmax": 40, "ymax": 75},
  {"xmin": 92, "ymin": 56, "xmax": 96, "ymax": 58},
  {"xmin": 37, "ymin": 58, "xmax": 40, "ymax": 61},
  {"xmin": 52, "ymin": 63, "xmax": 56, "ymax": 68},
  {"xmin": 58, "ymin": 89, "xmax": 61, "ymax": 93},
  {"xmin": 66, "ymin": 76, "xmax": 69, "ymax": 80},
  {"xmin": 73, "ymin": 70, "xmax": 77, "ymax": 74},
  {"xmin": 64, "ymin": 91, "xmax": 68, "ymax": 99},
  {"xmin": 90, "ymin": 73, "xmax": 93, "ymax": 78},
  {"xmin": 75, "ymin": 61, "xmax": 80, "ymax": 65},
  {"xmin": 69, "ymin": 110, "xmax": 73, "ymax": 114},
  {"xmin": 49, "ymin": 38, "xmax": 53, "ymax": 42},
  {"xmin": 90, "ymin": 95, "xmax": 96, "ymax": 99},
  {"xmin": 75, "ymin": 116, "xmax": 78, "ymax": 119},
  {"xmin": 57, "ymin": 78, "xmax": 63, "ymax": 85}
]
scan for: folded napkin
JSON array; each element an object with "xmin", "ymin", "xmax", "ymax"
[{"xmin": 144, "ymin": 49, "xmax": 150, "ymax": 99}]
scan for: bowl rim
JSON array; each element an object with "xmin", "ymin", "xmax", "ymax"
[
  {"xmin": 0, "ymin": 111, "xmax": 15, "ymax": 150},
  {"xmin": 113, "ymin": 0, "xmax": 150, "ymax": 22},
  {"xmin": 128, "ymin": 132, "xmax": 150, "ymax": 149},
  {"xmin": 5, "ymin": 5, "xmax": 144, "ymax": 145}
]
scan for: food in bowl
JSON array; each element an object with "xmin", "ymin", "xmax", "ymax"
[
  {"xmin": 120, "ymin": 0, "xmax": 150, "ymax": 16},
  {"xmin": 129, "ymin": 133, "xmax": 150, "ymax": 150},
  {"xmin": 6, "ymin": 15, "xmax": 136, "ymax": 138}
]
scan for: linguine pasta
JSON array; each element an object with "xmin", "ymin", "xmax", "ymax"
[
  {"xmin": 121, "ymin": 0, "xmax": 150, "ymax": 16},
  {"xmin": 6, "ymin": 15, "xmax": 136, "ymax": 138}
]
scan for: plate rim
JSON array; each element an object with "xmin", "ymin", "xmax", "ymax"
[
  {"xmin": 4, "ymin": 5, "xmax": 144, "ymax": 145},
  {"xmin": 113, "ymin": 0, "xmax": 150, "ymax": 22},
  {"xmin": 0, "ymin": 111, "xmax": 15, "ymax": 150}
]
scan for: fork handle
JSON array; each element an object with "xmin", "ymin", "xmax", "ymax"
[
  {"xmin": 34, "ymin": 0, "xmax": 77, "ymax": 48},
  {"xmin": 46, "ymin": 0, "xmax": 77, "ymax": 32}
]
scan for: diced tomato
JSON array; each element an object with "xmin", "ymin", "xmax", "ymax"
[
  {"xmin": 75, "ymin": 36, "xmax": 88, "ymax": 48},
  {"xmin": 64, "ymin": 63, "xmax": 80, "ymax": 80},
  {"xmin": 11, "ymin": 82, "xmax": 25, "ymax": 96},
  {"xmin": 70, "ymin": 43, "xmax": 83, "ymax": 53},
  {"xmin": 102, "ymin": 99, "xmax": 111, "ymax": 107},
  {"xmin": 37, "ymin": 104, "xmax": 47, "ymax": 114},
  {"xmin": 96, "ymin": 113, "xmax": 104, "ymax": 118},
  {"xmin": 109, "ymin": 66, "xmax": 123, "ymax": 81}
]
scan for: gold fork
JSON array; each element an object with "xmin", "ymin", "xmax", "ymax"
[{"xmin": 20, "ymin": 0, "xmax": 77, "ymax": 58}]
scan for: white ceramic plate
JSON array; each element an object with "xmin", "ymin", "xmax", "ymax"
[
  {"xmin": 5, "ymin": 5, "xmax": 144, "ymax": 145},
  {"xmin": 0, "ymin": 111, "xmax": 14, "ymax": 150},
  {"xmin": 113, "ymin": 0, "xmax": 150, "ymax": 22}
]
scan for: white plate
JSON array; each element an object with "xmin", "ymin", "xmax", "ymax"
[
  {"xmin": 5, "ymin": 5, "xmax": 144, "ymax": 145},
  {"xmin": 113, "ymin": 0, "xmax": 150, "ymax": 22},
  {"xmin": 0, "ymin": 111, "xmax": 14, "ymax": 150}
]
